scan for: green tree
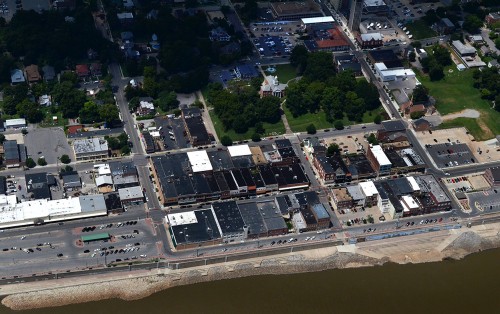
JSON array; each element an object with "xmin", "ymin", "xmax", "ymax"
[
  {"xmin": 367, "ymin": 133, "xmax": 378, "ymax": 145},
  {"xmin": 0, "ymin": 134, "xmax": 5, "ymax": 144},
  {"xmin": 52, "ymin": 81, "xmax": 86, "ymax": 118},
  {"xmin": 374, "ymin": 114, "xmax": 382, "ymax": 124},
  {"xmin": 409, "ymin": 51, "xmax": 416, "ymax": 62},
  {"xmin": 326, "ymin": 143, "xmax": 340, "ymax": 156},
  {"xmin": 99, "ymin": 103, "xmax": 120, "ymax": 127},
  {"xmin": 429, "ymin": 65, "xmax": 444, "ymax": 81},
  {"xmin": 251, "ymin": 133, "xmax": 261, "ymax": 142},
  {"xmin": 37, "ymin": 157, "xmax": 47, "ymax": 166},
  {"xmin": 463, "ymin": 15, "xmax": 483, "ymax": 33},
  {"xmin": 16, "ymin": 99, "xmax": 44, "ymax": 123},
  {"xmin": 221, "ymin": 135, "xmax": 232, "ymax": 146},
  {"xmin": 254, "ymin": 122, "xmax": 265, "ymax": 135},
  {"xmin": 106, "ymin": 137, "xmax": 121, "ymax": 150},
  {"xmin": 306, "ymin": 123, "xmax": 316, "ymax": 134},
  {"xmin": 412, "ymin": 85, "xmax": 430, "ymax": 103},
  {"xmin": 120, "ymin": 145, "xmax": 131, "ymax": 155},
  {"xmin": 60, "ymin": 154, "xmax": 71, "ymax": 164},
  {"xmin": 410, "ymin": 111, "xmax": 425, "ymax": 119},
  {"xmin": 334, "ymin": 120, "xmax": 344, "ymax": 130},
  {"xmin": 21, "ymin": 129, "xmax": 28, "ymax": 135},
  {"xmin": 79, "ymin": 101, "xmax": 100, "ymax": 124},
  {"xmin": 303, "ymin": 51, "xmax": 336, "ymax": 81},
  {"xmin": 26, "ymin": 157, "xmax": 36, "ymax": 168},
  {"xmin": 156, "ymin": 91, "xmax": 179, "ymax": 112},
  {"xmin": 290, "ymin": 45, "xmax": 309, "ymax": 74}
]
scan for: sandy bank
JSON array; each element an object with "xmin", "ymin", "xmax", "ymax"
[{"xmin": 2, "ymin": 223, "xmax": 500, "ymax": 311}]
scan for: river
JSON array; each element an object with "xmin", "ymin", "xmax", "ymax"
[{"xmin": 2, "ymin": 248, "xmax": 499, "ymax": 314}]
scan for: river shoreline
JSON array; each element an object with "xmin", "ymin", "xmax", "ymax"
[{"xmin": 2, "ymin": 223, "xmax": 500, "ymax": 311}]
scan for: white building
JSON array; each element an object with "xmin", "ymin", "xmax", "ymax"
[
  {"xmin": 374, "ymin": 63, "xmax": 415, "ymax": 82},
  {"xmin": 187, "ymin": 150, "xmax": 213, "ymax": 173},
  {"xmin": 118, "ymin": 186, "xmax": 144, "ymax": 205},
  {"xmin": 368, "ymin": 144, "xmax": 392, "ymax": 174},
  {"xmin": 5, "ymin": 118, "xmax": 27, "ymax": 129},
  {"xmin": 400, "ymin": 195, "xmax": 419, "ymax": 216},
  {"xmin": 0, "ymin": 195, "xmax": 107, "ymax": 229},
  {"xmin": 227, "ymin": 144, "xmax": 252, "ymax": 157}
]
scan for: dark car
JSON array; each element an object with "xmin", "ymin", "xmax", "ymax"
[
  {"xmin": 84, "ymin": 250, "xmax": 90, "ymax": 253},
  {"xmin": 57, "ymin": 253, "xmax": 63, "ymax": 257}
]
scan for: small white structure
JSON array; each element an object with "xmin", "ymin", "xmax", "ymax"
[
  {"xmin": 228, "ymin": 144, "xmax": 252, "ymax": 157},
  {"xmin": 375, "ymin": 63, "xmax": 416, "ymax": 82},
  {"xmin": 5, "ymin": 118, "xmax": 27, "ymax": 129},
  {"xmin": 167, "ymin": 211, "xmax": 198, "ymax": 227}
]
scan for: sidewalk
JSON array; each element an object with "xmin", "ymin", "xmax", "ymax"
[{"xmin": 195, "ymin": 90, "xmax": 219, "ymax": 143}]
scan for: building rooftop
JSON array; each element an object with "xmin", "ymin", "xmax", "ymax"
[
  {"xmin": 73, "ymin": 137, "xmax": 108, "ymax": 154},
  {"xmin": 311, "ymin": 203, "xmax": 329, "ymax": 220},
  {"xmin": 370, "ymin": 145, "xmax": 392, "ymax": 167},
  {"xmin": 332, "ymin": 188, "xmax": 352, "ymax": 202},
  {"xmin": 360, "ymin": 33, "xmax": 382, "ymax": 41},
  {"xmin": 257, "ymin": 200, "xmax": 287, "ymax": 231},
  {"xmin": 118, "ymin": 186, "xmax": 143, "ymax": 201},
  {"xmin": 415, "ymin": 175, "xmax": 450, "ymax": 204},
  {"xmin": 452, "ymin": 40, "xmax": 476, "ymax": 55},
  {"xmin": 187, "ymin": 150, "xmax": 213, "ymax": 173},
  {"xmin": 301, "ymin": 16, "xmax": 334, "ymax": 24},
  {"xmin": 382, "ymin": 120, "xmax": 406, "ymax": 132},
  {"xmin": 208, "ymin": 150, "xmax": 234, "ymax": 171},
  {"xmin": 359, "ymin": 181, "xmax": 378, "ymax": 197},
  {"xmin": 347, "ymin": 185, "xmax": 364, "ymax": 201},
  {"xmin": 212, "ymin": 201, "xmax": 246, "ymax": 235},
  {"xmin": 170, "ymin": 209, "xmax": 221, "ymax": 245},
  {"xmin": 238, "ymin": 202, "xmax": 267, "ymax": 236},
  {"xmin": 228, "ymin": 144, "xmax": 252, "ymax": 157}
]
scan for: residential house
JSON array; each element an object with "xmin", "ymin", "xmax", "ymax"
[
  {"xmin": 10, "ymin": 69, "xmax": 25, "ymax": 84},
  {"xmin": 75, "ymin": 64, "xmax": 90, "ymax": 79},
  {"xmin": 485, "ymin": 12, "xmax": 500, "ymax": 25},
  {"xmin": 137, "ymin": 100, "xmax": 155, "ymax": 116},
  {"xmin": 437, "ymin": 18, "xmax": 455, "ymax": 34},
  {"xmin": 41, "ymin": 65, "xmax": 56, "ymax": 82},
  {"xmin": 90, "ymin": 63, "xmax": 102, "ymax": 77},
  {"xmin": 209, "ymin": 27, "xmax": 231, "ymax": 41},
  {"xmin": 3, "ymin": 140, "xmax": 27, "ymax": 168},
  {"xmin": 413, "ymin": 118, "xmax": 431, "ymax": 132},
  {"xmin": 24, "ymin": 65, "xmax": 41, "ymax": 83}
]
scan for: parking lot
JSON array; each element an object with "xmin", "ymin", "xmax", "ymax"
[
  {"xmin": 250, "ymin": 21, "xmax": 299, "ymax": 58},
  {"xmin": 323, "ymin": 132, "xmax": 369, "ymax": 156},
  {"xmin": 0, "ymin": 218, "xmax": 159, "ymax": 278},
  {"xmin": 24, "ymin": 127, "xmax": 74, "ymax": 165}
]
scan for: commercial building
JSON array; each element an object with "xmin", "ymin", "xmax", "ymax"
[
  {"xmin": 167, "ymin": 209, "xmax": 222, "ymax": 250},
  {"xmin": 356, "ymin": 33, "xmax": 383, "ymax": 49},
  {"xmin": 333, "ymin": 53, "xmax": 362, "ymax": 76},
  {"xmin": 485, "ymin": 12, "xmax": 500, "ymax": 25},
  {"xmin": 73, "ymin": 137, "xmax": 109, "ymax": 161},
  {"xmin": 26, "ymin": 172, "xmax": 55, "ymax": 200},
  {"xmin": 383, "ymin": 147, "xmax": 426, "ymax": 174},
  {"xmin": 345, "ymin": 154, "xmax": 376, "ymax": 180},
  {"xmin": 187, "ymin": 150, "xmax": 213, "ymax": 173},
  {"xmin": 359, "ymin": 181, "xmax": 379, "ymax": 206},
  {"xmin": 362, "ymin": 0, "xmax": 389, "ymax": 14},
  {"xmin": 142, "ymin": 131, "xmax": 156, "ymax": 154},
  {"xmin": 484, "ymin": 167, "xmax": 500, "ymax": 187},
  {"xmin": 270, "ymin": 0, "xmax": 323, "ymax": 20},
  {"xmin": 305, "ymin": 27, "xmax": 350, "ymax": 52},
  {"xmin": 367, "ymin": 145, "xmax": 392, "ymax": 174},
  {"xmin": 301, "ymin": 16, "xmax": 335, "ymax": 30},
  {"xmin": 313, "ymin": 154, "xmax": 351, "ymax": 183},
  {"xmin": 118, "ymin": 186, "xmax": 144, "ymax": 206},
  {"xmin": 451, "ymin": 40, "xmax": 476, "ymax": 57},
  {"xmin": 183, "ymin": 108, "xmax": 211, "ymax": 146},
  {"xmin": 331, "ymin": 188, "xmax": 353, "ymax": 210},
  {"xmin": 109, "ymin": 161, "xmax": 140, "ymax": 190},
  {"xmin": 3, "ymin": 140, "xmax": 27, "ymax": 168},
  {"xmin": 211, "ymin": 201, "xmax": 247, "ymax": 243},
  {"xmin": 0, "ymin": 194, "xmax": 107, "ymax": 229},
  {"xmin": 374, "ymin": 63, "xmax": 416, "ymax": 82},
  {"xmin": 62, "ymin": 172, "xmax": 82, "ymax": 190}
]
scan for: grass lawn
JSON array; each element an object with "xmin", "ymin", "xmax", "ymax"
[
  {"xmin": 417, "ymin": 67, "xmax": 498, "ymax": 140},
  {"xmin": 209, "ymin": 110, "xmax": 285, "ymax": 141},
  {"xmin": 283, "ymin": 105, "xmax": 332, "ymax": 132},
  {"xmin": 272, "ymin": 64, "xmax": 298, "ymax": 84},
  {"xmin": 439, "ymin": 118, "xmax": 487, "ymax": 141},
  {"xmin": 405, "ymin": 20, "xmax": 437, "ymax": 40},
  {"xmin": 284, "ymin": 105, "xmax": 384, "ymax": 132},
  {"xmin": 39, "ymin": 110, "xmax": 68, "ymax": 128}
]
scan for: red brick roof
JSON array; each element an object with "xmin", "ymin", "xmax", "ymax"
[
  {"xmin": 67, "ymin": 124, "xmax": 84, "ymax": 134},
  {"xmin": 75, "ymin": 64, "xmax": 90, "ymax": 77}
]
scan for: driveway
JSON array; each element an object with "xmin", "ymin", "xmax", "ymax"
[
  {"xmin": 441, "ymin": 109, "xmax": 480, "ymax": 121},
  {"xmin": 24, "ymin": 127, "xmax": 74, "ymax": 165}
]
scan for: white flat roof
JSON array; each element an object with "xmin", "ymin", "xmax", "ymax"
[
  {"xmin": 301, "ymin": 16, "xmax": 334, "ymax": 24},
  {"xmin": 5, "ymin": 118, "xmax": 26, "ymax": 127},
  {"xmin": 227, "ymin": 144, "xmax": 251, "ymax": 157},
  {"xmin": 167, "ymin": 211, "xmax": 198, "ymax": 227},
  {"xmin": 118, "ymin": 186, "xmax": 143, "ymax": 200},
  {"xmin": 364, "ymin": 0, "xmax": 386, "ymax": 7},
  {"xmin": 187, "ymin": 150, "xmax": 213, "ymax": 172},
  {"xmin": 370, "ymin": 145, "xmax": 391, "ymax": 166},
  {"xmin": 359, "ymin": 181, "xmax": 378, "ymax": 197},
  {"xmin": 98, "ymin": 164, "xmax": 111, "ymax": 176},
  {"xmin": 402, "ymin": 195, "xmax": 419, "ymax": 209},
  {"xmin": 406, "ymin": 176, "xmax": 420, "ymax": 192},
  {"xmin": 0, "ymin": 195, "xmax": 107, "ymax": 227}
]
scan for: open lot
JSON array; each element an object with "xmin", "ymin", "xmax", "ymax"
[
  {"xmin": 405, "ymin": 20, "xmax": 437, "ymax": 40},
  {"xmin": 416, "ymin": 128, "xmax": 500, "ymax": 164},
  {"xmin": 24, "ymin": 127, "xmax": 74, "ymax": 165},
  {"xmin": 417, "ymin": 67, "xmax": 498, "ymax": 140},
  {"xmin": 323, "ymin": 132, "xmax": 368, "ymax": 155}
]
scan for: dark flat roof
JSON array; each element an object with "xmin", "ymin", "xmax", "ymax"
[
  {"xmin": 184, "ymin": 116, "xmax": 210, "ymax": 144},
  {"xmin": 212, "ymin": 201, "xmax": 245, "ymax": 235},
  {"xmin": 171, "ymin": 209, "xmax": 221, "ymax": 245},
  {"xmin": 382, "ymin": 120, "xmax": 406, "ymax": 132},
  {"xmin": 300, "ymin": 206, "xmax": 317, "ymax": 225},
  {"xmin": 257, "ymin": 201, "xmax": 287, "ymax": 231},
  {"xmin": 231, "ymin": 169, "xmax": 246, "ymax": 187},
  {"xmin": 278, "ymin": 147, "xmax": 297, "ymax": 159},
  {"xmin": 214, "ymin": 171, "xmax": 230, "ymax": 191},
  {"xmin": 275, "ymin": 195, "xmax": 291, "ymax": 215},
  {"xmin": 208, "ymin": 150, "xmax": 234, "ymax": 171},
  {"xmin": 258, "ymin": 164, "xmax": 277, "ymax": 186},
  {"xmin": 191, "ymin": 173, "xmax": 212, "ymax": 195},
  {"xmin": 238, "ymin": 202, "xmax": 267, "ymax": 235},
  {"xmin": 240, "ymin": 168, "xmax": 256, "ymax": 187},
  {"xmin": 250, "ymin": 168, "xmax": 265, "ymax": 189},
  {"xmin": 223, "ymin": 171, "xmax": 238, "ymax": 190},
  {"xmin": 3, "ymin": 140, "xmax": 19, "ymax": 161},
  {"xmin": 231, "ymin": 156, "xmax": 255, "ymax": 168},
  {"xmin": 274, "ymin": 139, "xmax": 292, "ymax": 149}
]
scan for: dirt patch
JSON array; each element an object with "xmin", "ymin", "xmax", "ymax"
[{"xmin": 441, "ymin": 109, "xmax": 480, "ymax": 120}]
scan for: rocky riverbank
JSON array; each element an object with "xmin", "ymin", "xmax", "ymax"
[{"xmin": 2, "ymin": 225, "xmax": 500, "ymax": 311}]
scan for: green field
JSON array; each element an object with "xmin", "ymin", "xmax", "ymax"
[
  {"xmin": 417, "ymin": 67, "xmax": 498, "ymax": 140},
  {"xmin": 209, "ymin": 110, "xmax": 285, "ymax": 141},
  {"xmin": 271, "ymin": 64, "xmax": 299, "ymax": 83},
  {"xmin": 405, "ymin": 20, "xmax": 437, "ymax": 40},
  {"xmin": 283, "ymin": 105, "xmax": 384, "ymax": 132}
]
